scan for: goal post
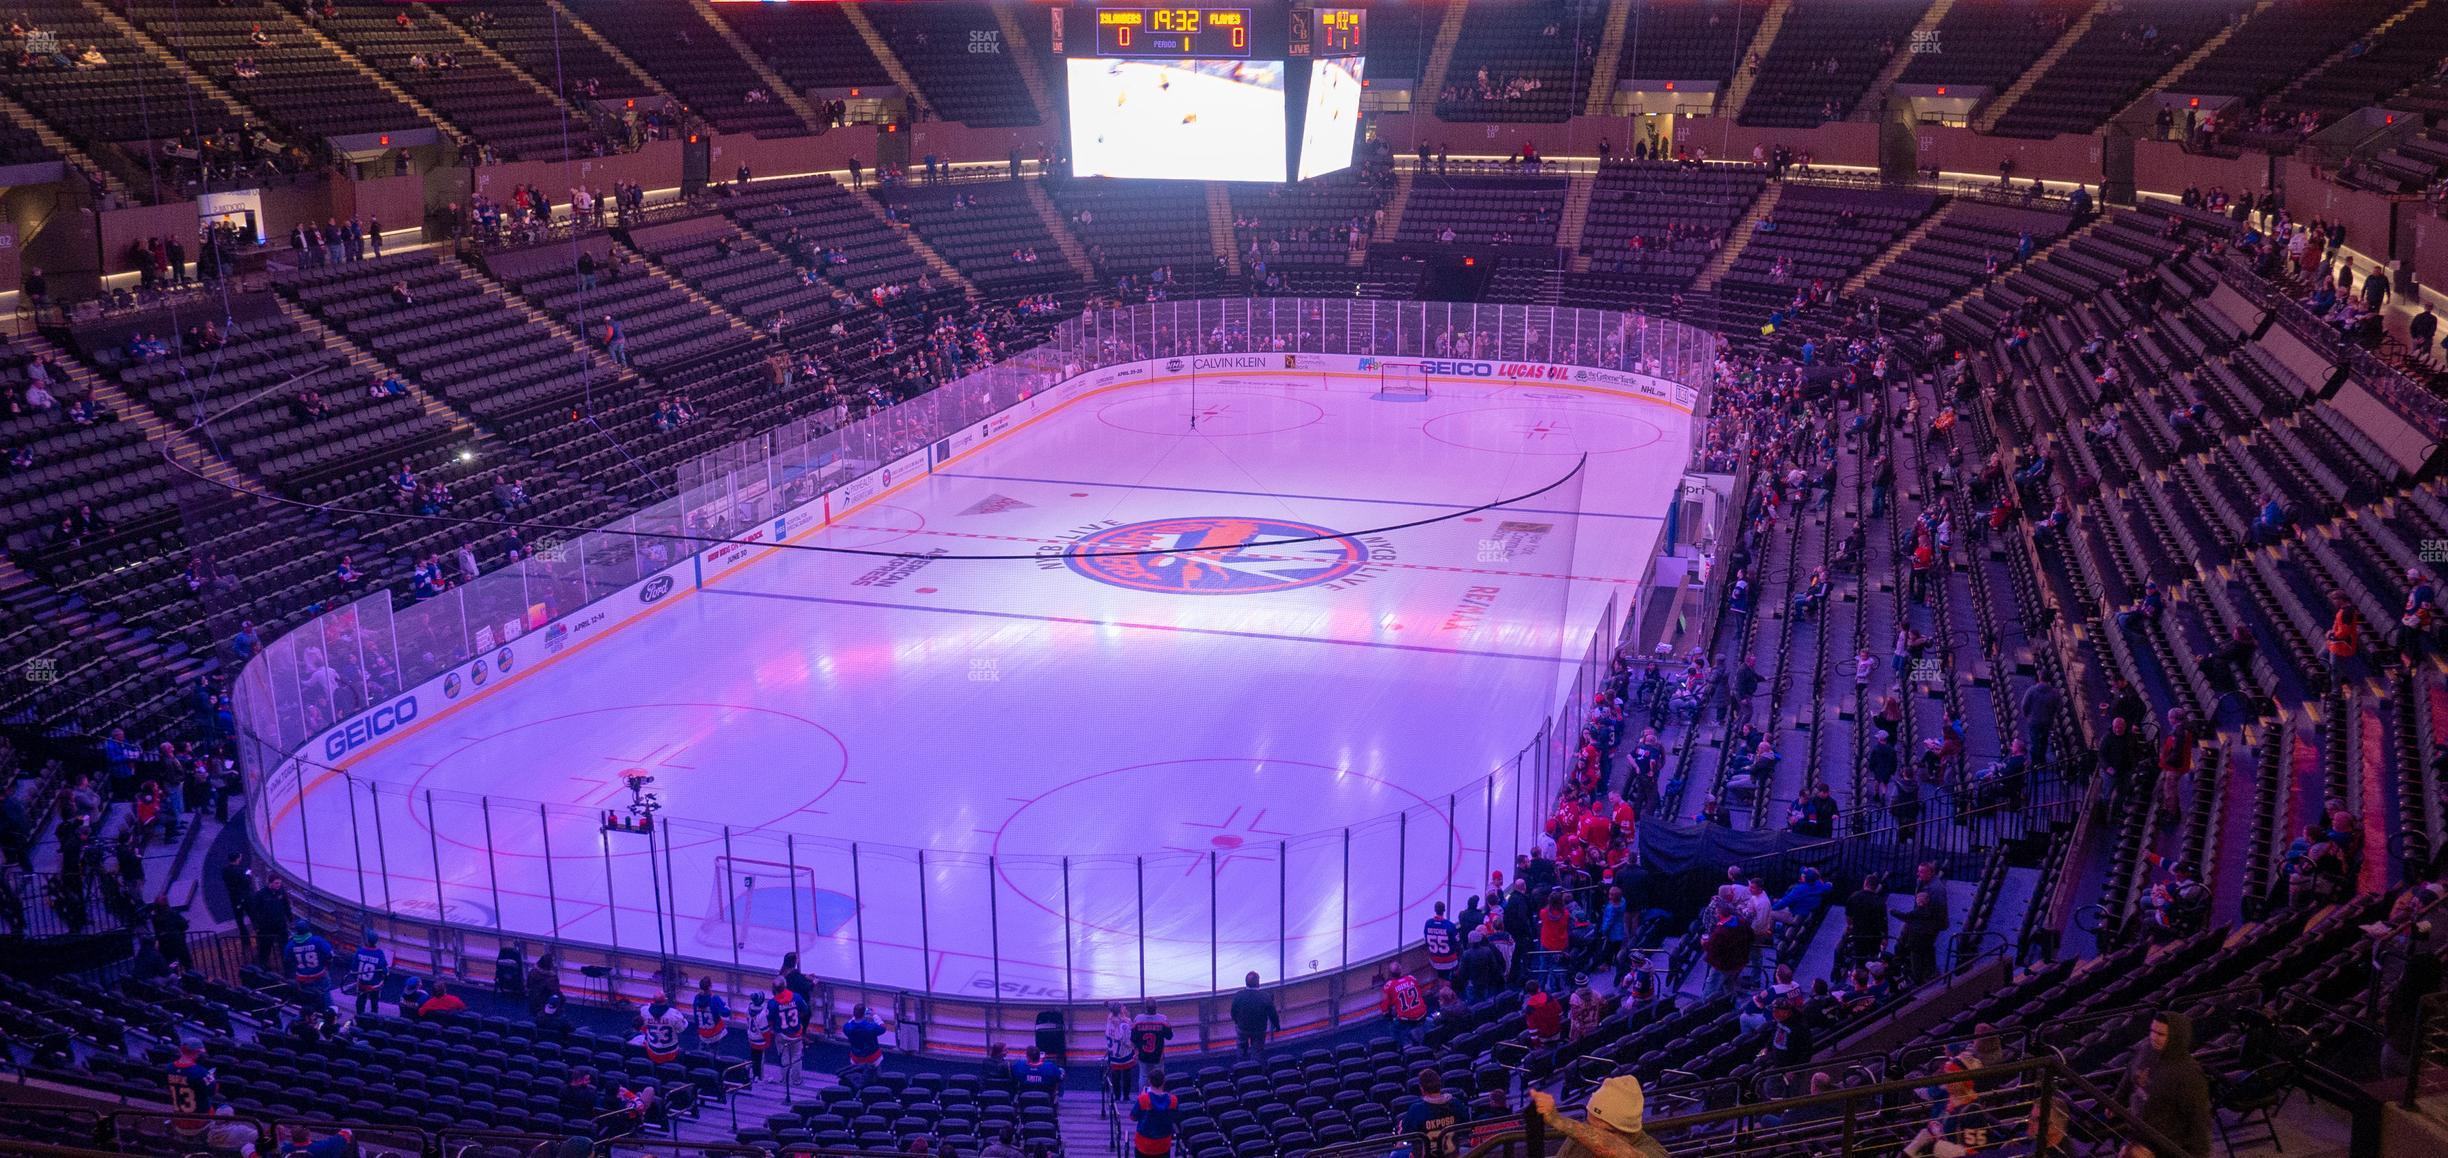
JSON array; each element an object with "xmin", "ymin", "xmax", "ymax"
[
  {"xmin": 1377, "ymin": 361, "xmax": 1433, "ymax": 399},
  {"xmin": 707, "ymin": 855, "xmax": 825, "ymax": 955}
]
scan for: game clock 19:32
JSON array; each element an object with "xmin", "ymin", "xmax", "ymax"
[{"xmin": 1094, "ymin": 7, "xmax": 1250, "ymax": 58}]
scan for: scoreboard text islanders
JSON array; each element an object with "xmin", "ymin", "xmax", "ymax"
[{"xmin": 1095, "ymin": 7, "xmax": 1251, "ymax": 58}]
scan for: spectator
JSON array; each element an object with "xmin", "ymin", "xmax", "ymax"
[
  {"xmin": 419, "ymin": 977, "xmax": 468, "ymax": 1019},
  {"xmin": 2133, "ymin": 1013, "xmax": 2212, "ymax": 1158},
  {"xmin": 1228, "ymin": 971, "xmax": 1278, "ymax": 1059},
  {"xmin": 351, "ymin": 931, "xmax": 387, "ymax": 1016},
  {"xmin": 843, "ymin": 1001, "xmax": 888, "ymax": 1069},
  {"xmin": 248, "ymin": 875, "xmax": 293, "ymax": 968},
  {"xmin": 1130, "ymin": 1070, "xmax": 1178, "ymax": 1157},
  {"xmin": 1400, "ymin": 1067, "xmax": 1466, "ymax": 1138},
  {"xmin": 1128, "ymin": 1000, "xmax": 1172, "ymax": 1087},
  {"xmin": 1529, "ymin": 1077, "xmax": 1668, "ymax": 1158},
  {"xmin": 1903, "ymin": 1059, "xmax": 1995, "ymax": 1156},
  {"xmin": 1012, "ymin": 1045, "xmax": 1063, "ymax": 1094},
  {"xmin": 1382, "ymin": 969, "xmax": 1430, "ymax": 1043},
  {"xmin": 636, "ymin": 989, "xmax": 687, "ymax": 1064}
]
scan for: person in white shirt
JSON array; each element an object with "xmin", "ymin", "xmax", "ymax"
[{"xmin": 636, "ymin": 990, "xmax": 690, "ymax": 1064}]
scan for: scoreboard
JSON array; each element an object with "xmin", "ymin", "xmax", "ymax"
[
  {"xmin": 1094, "ymin": 7, "xmax": 1251, "ymax": 58},
  {"xmin": 1314, "ymin": 8, "xmax": 1363, "ymax": 56}
]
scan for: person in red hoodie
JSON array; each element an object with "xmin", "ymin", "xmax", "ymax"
[
  {"xmin": 1702, "ymin": 887, "xmax": 1756, "ymax": 1000},
  {"xmin": 1522, "ymin": 979, "xmax": 1563, "ymax": 1045},
  {"xmin": 1536, "ymin": 890, "xmax": 1576, "ymax": 990}
]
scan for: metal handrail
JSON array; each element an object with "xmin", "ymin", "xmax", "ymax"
[{"xmin": 1456, "ymin": 1056, "xmax": 2192, "ymax": 1158}]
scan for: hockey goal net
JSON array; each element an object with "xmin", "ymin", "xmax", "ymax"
[
  {"xmin": 1377, "ymin": 362, "xmax": 1433, "ymax": 398},
  {"xmin": 706, "ymin": 856, "xmax": 823, "ymax": 954}
]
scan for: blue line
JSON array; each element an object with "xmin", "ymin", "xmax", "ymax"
[
  {"xmin": 702, "ymin": 587, "xmax": 1577, "ymax": 664},
  {"xmin": 933, "ymin": 471, "xmax": 1667, "ymax": 522}
]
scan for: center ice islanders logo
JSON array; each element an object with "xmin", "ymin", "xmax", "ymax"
[{"xmin": 1063, "ymin": 517, "xmax": 1368, "ymax": 594}]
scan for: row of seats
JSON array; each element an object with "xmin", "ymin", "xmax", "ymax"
[
  {"xmin": 863, "ymin": 3, "xmax": 1040, "ymax": 128},
  {"xmin": 1738, "ymin": 0, "xmax": 1929, "ymax": 127},
  {"xmin": 1857, "ymin": 201, "xmax": 2073, "ymax": 316},
  {"xmin": 1437, "ymin": 0, "xmax": 1602, "ymax": 123},
  {"xmin": 309, "ymin": 6, "xmax": 591, "ymax": 162},
  {"xmin": 1397, "ymin": 176, "xmax": 1569, "ymax": 247},
  {"xmin": 2274, "ymin": 1, "xmax": 2448, "ymax": 124},
  {"xmin": 1991, "ymin": 0, "xmax": 2248, "ymax": 138},
  {"xmin": 1616, "ymin": 0, "xmax": 1765, "ymax": 86},
  {"xmin": 1895, "ymin": 0, "xmax": 2089, "ymax": 92},
  {"xmin": 121, "ymin": 0, "xmax": 425, "ymax": 143},
  {"xmin": 559, "ymin": 0, "xmax": 807, "ymax": 138},
  {"xmin": 2161, "ymin": 0, "xmax": 2402, "ymax": 103}
]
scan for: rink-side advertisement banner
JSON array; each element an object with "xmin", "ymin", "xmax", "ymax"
[
  {"xmin": 1289, "ymin": 354, "xmax": 1689, "ymax": 403},
  {"xmin": 302, "ymin": 553, "xmax": 701, "ymax": 769}
]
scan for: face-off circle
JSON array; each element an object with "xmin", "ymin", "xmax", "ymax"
[
  {"xmin": 990, "ymin": 757, "xmax": 1460, "ymax": 944},
  {"xmin": 1063, "ymin": 516, "xmax": 1368, "ymax": 594},
  {"xmin": 1096, "ymin": 390, "xmax": 1325, "ymax": 437}
]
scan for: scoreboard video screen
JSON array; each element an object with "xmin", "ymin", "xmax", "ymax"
[
  {"xmin": 1064, "ymin": 3, "xmax": 1367, "ymax": 184},
  {"xmin": 1094, "ymin": 7, "xmax": 1251, "ymax": 58}
]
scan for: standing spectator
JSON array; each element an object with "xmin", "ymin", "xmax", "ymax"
[
  {"xmin": 219, "ymin": 851, "xmax": 255, "ymax": 941},
  {"xmin": 1843, "ymin": 874, "xmax": 1887, "ymax": 966},
  {"xmin": 1521, "ymin": 978, "xmax": 1564, "ymax": 1045},
  {"xmin": 769, "ymin": 980, "xmax": 808, "ymax": 1084},
  {"xmin": 692, "ymin": 976, "xmax": 731, "ymax": 1052},
  {"xmin": 146, "ymin": 896, "xmax": 189, "ymax": 968},
  {"xmin": 1423, "ymin": 901, "xmax": 1460, "ymax": 977},
  {"xmin": 1130, "ymin": 1071, "xmax": 1179, "ymax": 1158},
  {"xmin": 843, "ymin": 1002, "xmax": 888, "ymax": 1069},
  {"xmin": 1702, "ymin": 888, "xmax": 1754, "ymax": 998},
  {"xmin": 2098, "ymin": 716, "xmax": 2148, "ymax": 799},
  {"xmin": 283, "ymin": 919, "xmax": 336, "ymax": 1009},
  {"xmin": 350, "ymin": 932, "xmax": 388, "ymax": 1016},
  {"xmin": 777, "ymin": 951, "xmax": 816, "ymax": 1013},
  {"xmin": 1103, "ymin": 1000, "xmax": 1137, "ymax": 1103},
  {"xmin": 1129, "ymin": 1000, "xmax": 1173, "ymax": 1087},
  {"xmin": 1228, "ymin": 972, "xmax": 1279, "ymax": 1059},
  {"xmin": 2135, "ymin": 1013, "xmax": 2213, "ymax": 1158},
  {"xmin": 248, "ymin": 875, "xmax": 293, "ymax": 969},
  {"xmin": 2020, "ymin": 679, "xmax": 2062, "ymax": 765},
  {"xmin": 743, "ymin": 992, "xmax": 773, "ymax": 1081}
]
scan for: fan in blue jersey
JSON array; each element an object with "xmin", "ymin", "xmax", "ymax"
[
  {"xmin": 1011, "ymin": 1045, "xmax": 1064, "ymax": 1093},
  {"xmin": 284, "ymin": 920, "xmax": 336, "ymax": 1009},
  {"xmin": 692, "ymin": 975, "xmax": 732, "ymax": 1048},
  {"xmin": 1423, "ymin": 903, "xmax": 1459, "ymax": 975},
  {"xmin": 165, "ymin": 1039, "xmax": 218, "ymax": 1115},
  {"xmin": 350, "ymin": 932, "xmax": 388, "ymax": 1017},
  {"xmin": 842, "ymin": 1003, "xmax": 888, "ymax": 1068}
]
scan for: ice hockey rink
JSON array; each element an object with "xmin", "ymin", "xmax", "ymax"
[{"xmin": 266, "ymin": 369, "xmax": 1693, "ymax": 1002}]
